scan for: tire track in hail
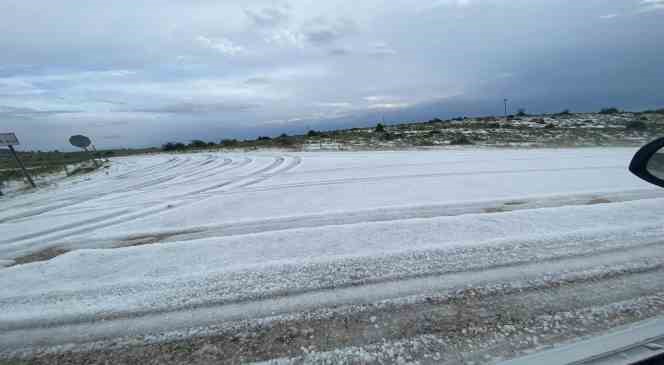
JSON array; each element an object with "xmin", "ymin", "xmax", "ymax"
[
  {"xmin": 200, "ymin": 164, "xmax": 625, "ymax": 197},
  {"xmin": 0, "ymin": 155, "xmax": 295, "ymax": 251},
  {"xmin": 0, "ymin": 156, "xmax": 185, "ymax": 223},
  {"xmin": 0, "ymin": 158, "xmax": 233, "ymax": 244},
  {"xmin": 0, "ymin": 155, "xmax": 226, "ymax": 224},
  {"xmin": 180, "ymin": 155, "xmax": 286, "ymax": 196}
]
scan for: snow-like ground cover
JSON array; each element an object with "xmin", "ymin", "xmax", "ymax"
[{"xmin": 1, "ymin": 147, "xmax": 664, "ymax": 361}]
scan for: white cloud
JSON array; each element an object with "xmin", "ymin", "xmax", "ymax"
[
  {"xmin": 195, "ymin": 36, "xmax": 245, "ymax": 56},
  {"xmin": 419, "ymin": 0, "xmax": 472, "ymax": 12},
  {"xmin": 639, "ymin": 0, "xmax": 664, "ymax": 12},
  {"xmin": 367, "ymin": 102, "xmax": 410, "ymax": 109},
  {"xmin": 244, "ymin": 5, "xmax": 290, "ymax": 27},
  {"xmin": 363, "ymin": 95, "xmax": 392, "ymax": 102},
  {"xmin": 314, "ymin": 102, "xmax": 353, "ymax": 108},
  {"xmin": 599, "ymin": 14, "xmax": 618, "ymax": 19},
  {"xmin": 368, "ymin": 42, "xmax": 396, "ymax": 56},
  {"xmin": 265, "ymin": 28, "xmax": 305, "ymax": 48}
]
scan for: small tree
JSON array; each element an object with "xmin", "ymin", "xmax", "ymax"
[
  {"xmin": 220, "ymin": 139, "xmax": 239, "ymax": 147},
  {"xmin": 375, "ymin": 123, "xmax": 385, "ymax": 133},
  {"xmin": 189, "ymin": 140, "xmax": 207, "ymax": 148},
  {"xmin": 516, "ymin": 108, "xmax": 527, "ymax": 117},
  {"xmin": 307, "ymin": 130, "xmax": 320, "ymax": 137},
  {"xmin": 162, "ymin": 142, "xmax": 178, "ymax": 151},
  {"xmin": 599, "ymin": 107, "xmax": 620, "ymax": 115}
]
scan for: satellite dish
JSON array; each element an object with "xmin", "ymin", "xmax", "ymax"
[{"xmin": 69, "ymin": 135, "xmax": 92, "ymax": 149}]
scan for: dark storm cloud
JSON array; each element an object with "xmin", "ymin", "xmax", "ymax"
[
  {"xmin": 301, "ymin": 17, "xmax": 357, "ymax": 46},
  {"xmin": 0, "ymin": 0, "xmax": 663, "ymax": 150},
  {"xmin": 328, "ymin": 48, "xmax": 350, "ymax": 56},
  {"xmin": 0, "ymin": 105, "xmax": 81, "ymax": 119},
  {"xmin": 244, "ymin": 5, "xmax": 290, "ymax": 27},
  {"xmin": 244, "ymin": 77, "xmax": 272, "ymax": 85},
  {"xmin": 132, "ymin": 101, "xmax": 259, "ymax": 114}
]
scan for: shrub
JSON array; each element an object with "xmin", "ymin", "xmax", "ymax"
[
  {"xmin": 599, "ymin": 107, "xmax": 620, "ymax": 115},
  {"xmin": 375, "ymin": 123, "xmax": 385, "ymax": 133},
  {"xmin": 428, "ymin": 118, "xmax": 443, "ymax": 124},
  {"xmin": 162, "ymin": 142, "xmax": 179, "ymax": 151},
  {"xmin": 626, "ymin": 120, "xmax": 647, "ymax": 131},
  {"xmin": 450, "ymin": 135, "xmax": 474, "ymax": 145},
  {"xmin": 220, "ymin": 139, "xmax": 239, "ymax": 147},
  {"xmin": 516, "ymin": 108, "xmax": 527, "ymax": 117},
  {"xmin": 380, "ymin": 132, "xmax": 395, "ymax": 141},
  {"xmin": 307, "ymin": 130, "xmax": 320, "ymax": 137},
  {"xmin": 544, "ymin": 123, "xmax": 556, "ymax": 129},
  {"xmin": 189, "ymin": 140, "xmax": 207, "ymax": 148},
  {"xmin": 275, "ymin": 135, "xmax": 297, "ymax": 148}
]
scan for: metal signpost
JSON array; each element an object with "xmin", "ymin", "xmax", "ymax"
[
  {"xmin": 69, "ymin": 134, "xmax": 99, "ymax": 168},
  {"xmin": 0, "ymin": 132, "xmax": 36, "ymax": 190}
]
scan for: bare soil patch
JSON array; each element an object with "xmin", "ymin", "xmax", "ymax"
[{"xmin": 10, "ymin": 247, "xmax": 69, "ymax": 267}]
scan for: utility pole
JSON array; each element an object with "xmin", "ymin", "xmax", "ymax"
[{"xmin": 504, "ymin": 98, "xmax": 509, "ymax": 119}]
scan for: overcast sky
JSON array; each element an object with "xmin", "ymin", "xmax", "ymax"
[{"xmin": 1, "ymin": 0, "xmax": 664, "ymax": 150}]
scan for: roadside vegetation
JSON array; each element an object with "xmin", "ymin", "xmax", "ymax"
[
  {"xmin": 3, "ymin": 107, "xmax": 663, "ymax": 189},
  {"xmin": 0, "ymin": 150, "xmax": 111, "ymax": 192},
  {"xmin": 156, "ymin": 107, "xmax": 664, "ymax": 152}
]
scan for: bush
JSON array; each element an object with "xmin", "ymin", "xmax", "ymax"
[
  {"xmin": 189, "ymin": 140, "xmax": 207, "ymax": 148},
  {"xmin": 220, "ymin": 139, "xmax": 239, "ymax": 147},
  {"xmin": 162, "ymin": 142, "xmax": 183, "ymax": 151},
  {"xmin": 599, "ymin": 107, "xmax": 620, "ymax": 115},
  {"xmin": 307, "ymin": 130, "xmax": 320, "ymax": 137},
  {"xmin": 380, "ymin": 132, "xmax": 395, "ymax": 141},
  {"xmin": 257, "ymin": 136, "xmax": 271, "ymax": 141},
  {"xmin": 375, "ymin": 123, "xmax": 385, "ymax": 133},
  {"xmin": 544, "ymin": 123, "xmax": 556, "ymax": 129},
  {"xmin": 450, "ymin": 134, "xmax": 474, "ymax": 145},
  {"xmin": 626, "ymin": 120, "xmax": 647, "ymax": 131},
  {"xmin": 428, "ymin": 118, "xmax": 443, "ymax": 124},
  {"xmin": 516, "ymin": 108, "xmax": 527, "ymax": 117},
  {"xmin": 275, "ymin": 135, "xmax": 297, "ymax": 148}
]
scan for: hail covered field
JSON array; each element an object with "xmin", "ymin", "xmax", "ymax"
[{"xmin": 2, "ymin": 148, "xmax": 664, "ymax": 362}]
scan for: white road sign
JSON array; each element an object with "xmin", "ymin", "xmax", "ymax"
[{"xmin": 0, "ymin": 133, "xmax": 19, "ymax": 146}]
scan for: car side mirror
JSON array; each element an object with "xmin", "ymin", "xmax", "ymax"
[{"xmin": 629, "ymin": 137, "xmax": 664, "ymax": 188}]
